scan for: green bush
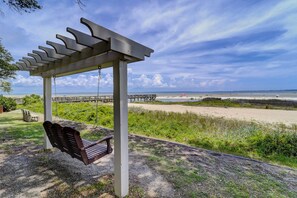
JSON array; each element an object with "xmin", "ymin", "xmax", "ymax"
[
  {"xmin": 0, "ymin": 96, "xmax": 17, "ymax": 112},
  {"xmin": 251, "ymin": 132, "xmax": 297, "ymax": 157},
  {"xmin": 23, "ymin": 94, "xmax": 42, "ymax": 105}
]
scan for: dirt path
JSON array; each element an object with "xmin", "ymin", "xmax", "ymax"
[{"xmin": 129, "ymin": 103, "xmax": 297, "ymax": 125}]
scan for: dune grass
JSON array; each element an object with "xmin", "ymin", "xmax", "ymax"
[
  {"xmin": 146, "ymin": 98, "xmax": 297, "ymax": 110},
  {"xmin": 19, "ymin": 101, "xmax": 297, "ymax": 168}
]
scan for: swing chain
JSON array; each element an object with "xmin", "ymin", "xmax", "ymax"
[
  {"xmin": 53, "ymin": 75, "xmax": 58, "ymax": 118},
  {"xmin": 94, "ymin": 66, "xmax": 101, "ymax": 126}
]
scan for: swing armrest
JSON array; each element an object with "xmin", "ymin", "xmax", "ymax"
[{"xmin": 81, "ymin": 135, "xmax": 113, "ymax": 151}]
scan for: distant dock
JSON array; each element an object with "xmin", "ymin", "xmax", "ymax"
[{"xmin": 52, "ymin": 94, "xmax": 157, "ymax": 103}]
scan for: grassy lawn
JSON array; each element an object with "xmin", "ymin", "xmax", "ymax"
[
  {"xmin": 0, "ymin": 111, "xmax": 44, "ymax": 151},
  {"xmin": 1, "ymin": 111, "xmax": 296, "ymax": 197},
  {"xmin": 19, "ymin": 101, "xmax": 297, "ymax": 168},
  {"xmin": 129, "ymin": 136, "xmax": 297, "ymax": 197}
]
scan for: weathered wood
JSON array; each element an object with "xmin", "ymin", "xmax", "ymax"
[
  {"xmin": 44, "ymin": 121, "xmax": 113, "ymax": 165},
  {"xmin": 21, "ymin": 109, "xmax": 38, "ymax": 122}
]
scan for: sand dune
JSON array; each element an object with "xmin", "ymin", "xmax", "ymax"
[{"xmin": 129, "ymin": 103, "xmax": 297, "ymax": 125}]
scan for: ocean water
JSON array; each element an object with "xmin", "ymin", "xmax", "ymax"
[{"xmin": 155, "ymin": 90, "xmax": 297, "ymax": 102}]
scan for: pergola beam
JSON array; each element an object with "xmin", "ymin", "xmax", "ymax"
[{"xmin": 32, "ymin": 51, "xmax": 122, "ymax": 77}]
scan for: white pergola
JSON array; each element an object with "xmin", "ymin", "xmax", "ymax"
[{"xmin": 15, "ymin": 18, "xmax": 153, "ymax": 197}]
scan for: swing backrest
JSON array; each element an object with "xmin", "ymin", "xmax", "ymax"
[
  {"xmin": 51, "ymin": 123, "xmax": 70, "ymax": 152},
  {"xmin": 43, "ymin": 121, "xmax": 56, "ymax": 147},
  {"xmin": 62, "ymin": 126, "xmax": 88, "ymax": 163}
]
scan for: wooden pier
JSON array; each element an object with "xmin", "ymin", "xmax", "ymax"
[{"xmin": 52, "ymin": 94, "xmax": 157, "ymax": 103}]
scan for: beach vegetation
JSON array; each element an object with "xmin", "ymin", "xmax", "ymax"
[
  {"xmin": 148, "ymin": 97, "xmax": 297, "ymax": 110},
  {"xmin": 0, "ymin": 40, "xmax": 17, "ymax": 93},
  {"xmin": 19, "ymin": 101, "xmax": 297, "ymax": 168},
  {"xmin": 22, "ymin": 94, "xmax": 42, "ymax": 106},
  {"xmin": 0, "ymin": 96, "xmax": 17, "ymax": 112},
  {"xmin": 1, "ymin": 109, "xmax": 296, "ymax": 197}
]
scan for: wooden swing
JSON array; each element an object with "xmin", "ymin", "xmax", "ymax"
[
  {"xmin": 43, "ymin": 67, "xmax": 113, "ymax": 165},
  {"xmin": 43, "ymin": 121, "xmax": 113, "ymax": 165}
]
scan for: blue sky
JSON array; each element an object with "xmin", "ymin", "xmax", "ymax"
[{"xmin": 1, "ymin": 0, "xmax": 297, "ymax": 94}]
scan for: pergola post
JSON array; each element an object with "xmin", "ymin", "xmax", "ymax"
[
  {"xmin": 113, "ymin": 60, "xmax": 129, "ymax": 197},
  {"xmin": 43, "ymin": 77, "xmax": 53, "ymax": 149}
]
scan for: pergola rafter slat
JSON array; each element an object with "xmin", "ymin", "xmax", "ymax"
[
  {"xmin": 23, "ymin": 57, "xmax": 44, "ymax": 67},
  {"xmin": 56, "ymin": 34, "xmax": 87, "ymax": 52},
  {"xmin": 38, "ymin": 46, "xmax": 65, "ymax": 59},
  {"xmin": 15, "ymin": 62, "xmax": 25, "ymax": 70},
  {"xmin": 67, "ymin": 27, "xmax": 100, "ymax": 47},
  {"xmin": 32, "ymin": 50, "xmax": 57, "ymax": 62},
  {"xmin": 20, "ymin": 59, "xmax": 37, "ymax": 69},
  {"xmin": 28, "ymin": 53, "xmax": 50, "ymax": 64},
  {"xmin": 15, "ymin": 18, "xmax": 153, "ymax": 197},
  {"xmin": 46, "ymin": 41, "xmax": 76, "ymax": 56}
]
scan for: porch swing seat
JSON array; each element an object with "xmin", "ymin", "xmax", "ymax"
[{"xmin": 43, "ymin": 121, "xmax": 113, "ymax": 165}]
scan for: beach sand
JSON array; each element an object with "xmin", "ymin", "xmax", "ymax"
[{"xmin": 129, "ymin": 103, "xmax": 297, "ymax": 125}]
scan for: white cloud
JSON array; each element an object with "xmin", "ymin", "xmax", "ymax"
[
  {"xmin": 199, "ymin": 79, "xmax": 235, "ymax": 88},
  {"xmin": 3, "ymin": 0, "xmax": 297, "ymax": 92},
  {"xmin": 12, "ymin": 75, "xmax": 42, "ymax": 86}
]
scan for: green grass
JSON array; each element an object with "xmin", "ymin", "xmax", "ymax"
[
  {"xmin": 144, "ymin": 99, "xmax": 297, "ymax": 110},
  {"xmin": 1, "ymin": 109, "xmax": 296, "ymax": 197},
  {"xmin": 0, "ymin": 111, "xmax": 44, "ymax": 151},
  {"xmin": 129, "ymin": 137, "xmax": 297, "ymax": 197},
  {"xmin": 19, "ymin": 102, "xmax": 297, "ymax": 168}
]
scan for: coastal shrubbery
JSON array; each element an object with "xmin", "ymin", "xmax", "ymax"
[
  {"xmin": 151, "ymin": 97, "xmax": 297, "ymax": 110},
  {"xmin": 0, "ymin": 96, "xmax": 16, "ymax": 112},
  {"xmin": 19, "ymin": 101, "xmax": 297, "ymax": 167},
  {"xmin": 22, "ymin": 94, "xmax": 42, "ymax": 105}
]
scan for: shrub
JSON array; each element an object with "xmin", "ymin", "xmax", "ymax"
[
  {"xmin": 251, "ymin": 132, "xmax": 297, "ymax": 157},
  {"xmin": 23, "ymin": 94, "xmax": 42, "ymax": 105},
  {"xmin": 0, "ymin": 96, "xmax": 17, "ymax": 112}
]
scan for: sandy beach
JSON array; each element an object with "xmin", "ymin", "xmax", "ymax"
[{"xmin": 129, "ymin": 103, "xmax": 297, "ymax": 125}]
